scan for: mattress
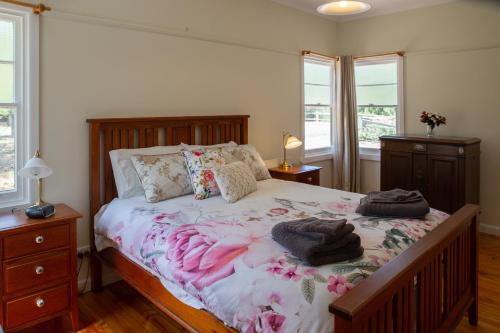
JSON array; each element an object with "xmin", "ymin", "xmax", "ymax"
[{"xmin": 95, "ymin": 179, "xmax": 448, "ymax": 333}]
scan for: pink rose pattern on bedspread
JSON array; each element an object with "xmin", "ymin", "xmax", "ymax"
[{"xmin": 98, "ymin": 196, "xmax": 448, "ymax": 333}]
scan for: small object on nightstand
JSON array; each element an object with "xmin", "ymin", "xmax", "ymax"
[
  {"xmin": 281, "ymin": 132, "xmax": 303, "ymax": 169},
  {"xmin": 269, "ymin": 165, "xmax": 322, "ymax": 186},
  {"xmin": 0, "ymin": 204, "xmax": 82, "ymax": 332},
  {"xmin": 18, "ymin": 150, "xmax": 55, "ymax": 219}
]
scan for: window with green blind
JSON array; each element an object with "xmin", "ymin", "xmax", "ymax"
[
  {"xmin": 355, "ymin": 56, "xmax": 403, "ymax": 151},
  {"xmin": 303, "ymin": 57, "xmax": 335, "ymax": 154}
]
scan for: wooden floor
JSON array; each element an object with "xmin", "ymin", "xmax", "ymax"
[{"xmin": 19, "ymin": 233, "xmax": 500, "ymax": 333}]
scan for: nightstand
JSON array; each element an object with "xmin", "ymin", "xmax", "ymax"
[
  {"xmin": 268, "ymin": 165, "xmax": 322, "ymax": 186},
  {"xmin": 0, "ymin": 204, "xmax": 81, "ymax": 332}
]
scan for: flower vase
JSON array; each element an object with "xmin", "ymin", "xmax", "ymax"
[{"xmin": 426, "ymin": 125, "xmax": 435, "ymax": 137}]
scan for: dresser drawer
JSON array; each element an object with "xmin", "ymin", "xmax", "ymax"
[
  {"xmin": 4, "ymin": 284, "xmax": 69, "ymax": 329},
  {"xmin": 4, "ymin": 252, "xmax": 70, "ymax": 294},
  {"xmin": 3, "ymin": 224, "xmax": 70, "ymax": 259},
  {"xmin": 297, "ymin": 172, "xmax": 320, "ymax": 186}
]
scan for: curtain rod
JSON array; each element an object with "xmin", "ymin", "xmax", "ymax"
[
  {"xmin": 303, "ymin": 50, "xmax": 405, "ymax": 61},
  {"xmin": 0, "ymin": 0, "xmax": 51, "ymax": 14},
  {"xmin": 302, "ymin": 50, "xmax": 339, "ymax": 61},
  {"xmin": 354, "ymin": 51, "xmax": 405, "ymax": 60}
]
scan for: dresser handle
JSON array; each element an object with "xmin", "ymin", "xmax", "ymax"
[
  {"xmin": 307, "ymin": 177, "xmax": 312, "ymax": 182},
  {"xmin": 35, "ymin": 298, "xmax": 45, "ymax": 308},
  {"xmin": 35, "ymin": 266, "xmax": 45, "ymax": 275},
  {"xmin": 35, "ymin": 235, "xmax": 44, "ymax": 244}
]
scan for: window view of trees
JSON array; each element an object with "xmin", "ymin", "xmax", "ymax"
[
  {"xmin": 355, "ymin": 59, "xmax": 399, "ymax": 149},
  {"xmin": 357, "ymin": 105, "xmax": 397, "ymax": 148}
]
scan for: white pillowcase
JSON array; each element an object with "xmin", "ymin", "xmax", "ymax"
[
  {"xmin": 109, "ymin": 145, "xmax": 182, "ymax": 198},
  {"xmin": 215, "ymin": 162, "xmax": 257, "ymax": 203}
]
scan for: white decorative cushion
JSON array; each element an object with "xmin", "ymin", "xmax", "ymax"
[
  {"xmin": 109, "ymin": 145, "xmax": 182, "ymax": 198},
  {"xmin": 130, "ymin": 153, "xmax": 193, "ymax": 203},
  {"xmin": 215, "ymin": 162, "xmax": 257, "ymax": 203},
  {"xmin": 182, "ymin": 149, "xmax": 226, "ymax": 200},
  {"xmin": 223, "ymin": 145, "xmax": 271, "ymax": 181}
]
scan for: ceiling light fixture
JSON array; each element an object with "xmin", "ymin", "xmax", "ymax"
[{"xmin": 317, "ymin": 1, "xmax": 371, "ymax": 16}]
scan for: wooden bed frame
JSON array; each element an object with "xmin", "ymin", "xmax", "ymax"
[{"xmin": 88, "ymin": 115, "xmax": 480, "ymax": 333}]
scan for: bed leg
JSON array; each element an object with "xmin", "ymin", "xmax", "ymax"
[
  {"xmin": 90, "ymin": 251, "xmax": 103, "ymax": 292},
  {"xmin": 468, "ymin": 216, "xmax": 479, "ymax": 326}
]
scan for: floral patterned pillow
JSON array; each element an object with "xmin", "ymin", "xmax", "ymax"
[
  {"xmin": 215, "ymin": 162, "xmax": 257, "ymax": 203},
  {"xmin": 182, "ymin": 149, "xmax": 226, "ymax": 200},
  {"xmin": 217, "ymin": 145, "xmax": 271, "ymax": 181},
  {"xmin": 130, "ymin": 153, "xmax": 193, "ymax": 203}
]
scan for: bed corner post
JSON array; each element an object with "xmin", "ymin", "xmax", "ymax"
[
  {"xmin": 89, "ymin": 121, "xmax": 103, "ymax": 292},
  {"xmin": 468, "ymin": 214, "xmax": 479, "ymax": 326}
]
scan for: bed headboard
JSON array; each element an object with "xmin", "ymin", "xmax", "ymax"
[{"xmin": 87, "ymin": 115, "xmax": 249, "ymax": 245}]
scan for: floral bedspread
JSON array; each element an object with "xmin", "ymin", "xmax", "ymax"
[{"xmin": 95, "ymin": 179, "xmax": 448, "ymax": 333}]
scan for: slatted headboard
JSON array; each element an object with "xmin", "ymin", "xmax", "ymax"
[{"xmin": 87, "ymin": 115, "xmax": 249, "ymax": 249}]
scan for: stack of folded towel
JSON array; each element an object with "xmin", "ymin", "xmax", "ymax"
[
  {"xmin": 356, "ymin": 188, "xmax": 430, "ymax": 218},
  {"xmin": 271, "ymin": 217, "xmax": 364, "ymax": 266}
]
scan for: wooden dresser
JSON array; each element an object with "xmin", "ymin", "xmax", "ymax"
[
  {"xmin": 0, "ymin": 204, "xmax": 81, "ymax": 332},
  {"xmin": 380, "ymin": 135, "xmax": 480, "ymax": 214},
  {"xmin": 268, "ymin": 165, "xmax": 322, "ymax": 186}
]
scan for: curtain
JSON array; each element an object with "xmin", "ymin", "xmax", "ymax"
[{"xmin": 333, "ymin": 55, "xmax": 361, "ymax": 192}]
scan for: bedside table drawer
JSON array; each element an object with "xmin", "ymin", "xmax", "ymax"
[
  {"xmin": 4, "ymin": 252, "xmax": 70, "ymax": 294},
  {"xmin": 4, "ymin": 284, "xmax": 69, "ymax": 329},
  {"xmin": 297, "ymin": 172, "xmax": 320, "ymax": 186},
  {"xmin": 3, "ymin": 224, "xmax": 70, "ymax": 259}
]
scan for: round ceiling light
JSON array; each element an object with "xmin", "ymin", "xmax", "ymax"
[{"xmin": 317, "ymin": 1, "xmax": 371, "ymax": 16}]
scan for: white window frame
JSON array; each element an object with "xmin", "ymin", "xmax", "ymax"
[
  {"xmin": 355, "ymin": 55, "xmax": 404, "ymax": 161},
  {"xmin": 0, "ymin": 3, "xmax": 39, "ymax": 211},
  {"xmin": 301, "ymin": 56, "xmax": 336, "ymax": 163}
]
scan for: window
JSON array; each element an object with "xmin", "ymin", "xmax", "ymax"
[
  {"xmin": 0, "ymin": 4, "xmax": 38, "ymax": 209},
  {"xmin": 355, "ymin": 56, "xmax": 404, "ymax": 154},
  {"xmin": 303, "ymin": 57, "xmax": 335, "ymax": 156}
]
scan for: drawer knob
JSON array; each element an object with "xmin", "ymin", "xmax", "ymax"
[
  {"xmin": 35, "ymin": 298, "xmax": 45, "ymax": 308},
  {"xmin": 35, "ymin": 266, "xmax": 45, "ymax": 275},
  {"xmin": 308, "ymin": 177, "xmax": 313, "ymax": 182},
  {"xmin": 35, "ymin": 235, "xmax": 44, "ymax": 244}
]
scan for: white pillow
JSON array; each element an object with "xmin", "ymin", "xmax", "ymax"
[
  {"xmin": 109, "ymin": 145, "xmax": 182, "ymax": 198},
  {"xmin": 215, "ymin": 162, "xmax": 257, "ymax": 203}
]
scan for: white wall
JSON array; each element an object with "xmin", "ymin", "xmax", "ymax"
[
  {"xmin": 35, "ymin": 0, "xmax": 337, "ymax": 247},
  {"xmin": 337, "ymin": 1, "xmax": 500, "ymax": 229}
]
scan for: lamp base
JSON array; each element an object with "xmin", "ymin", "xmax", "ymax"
[
  {"xmin": 25, "ymin": 203, "xmax": 56, "ymax": 219},
  {"xmin": 280, "ymin": 161, "xmax": 293, "ymax": 169}
]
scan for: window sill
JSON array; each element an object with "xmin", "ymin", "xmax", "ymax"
[
  {"xmin": 360, "ymin": 148, "xmax": 381, "ymax": 162},
  {"xmin": 0, "ymin": 200, "xmax": 31, "ymax": 214},
  {"xmin": 303, "ymin": 152, "xmax": 332, "ymax": 164}
]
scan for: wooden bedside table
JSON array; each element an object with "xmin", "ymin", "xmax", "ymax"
[
  {"xmin": 268, "ymin": 165, "xmax": 322, "ymax": 186},
  {"xmin": 0, "ymin": 204, "xmax": 81, "ymax": 332}
]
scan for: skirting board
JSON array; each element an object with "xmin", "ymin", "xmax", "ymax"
[{"xmin": 480, "ymin": 223, "xmax": 500, "ymax": 236}]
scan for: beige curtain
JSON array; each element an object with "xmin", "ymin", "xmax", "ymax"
[{"xmin": 333, "ymin": 55, "xmax": 361, "ymax": 192}]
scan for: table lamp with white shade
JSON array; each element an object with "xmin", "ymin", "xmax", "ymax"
[
  {"xmin": 18, "ymin": 150, "xmax": 55, "ymax": 218},
  {"xmin": 281, "ymin": 132, "xmax": 303, "ymax": 169}
]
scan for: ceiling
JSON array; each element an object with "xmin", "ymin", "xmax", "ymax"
[{"xmin": 271, "ymin": 0, "xmax": 456, "ymax": 21}]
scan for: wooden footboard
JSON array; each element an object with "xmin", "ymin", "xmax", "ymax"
[{"xmin": 330, "ymin": 204, "xmax": 480, "ymax": 333}]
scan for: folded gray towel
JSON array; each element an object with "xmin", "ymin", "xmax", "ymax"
[
  {"xmin": 356, "ymin": 194, "xmax": 430, "ymax": 218},
  {"xmin": 271, "ymin": 221, "xmax": 363, "ymax": 266},
  {"xmin": 278, "ymin": 218, "xmax": 354, "ymax": 244},
  {"xmin": 366, "ymin": 189, "xmax": 424, "ymax": 204},
  {"xmin": 307, "ymin": 246, "xmax": 365, "ymax": 266}
]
